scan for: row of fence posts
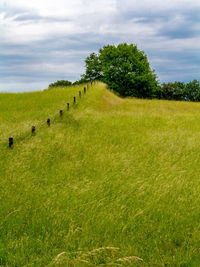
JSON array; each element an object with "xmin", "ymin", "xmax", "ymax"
[{"xmin": 8, "ymin": 84, "xmax": 91, "ymax": 148}]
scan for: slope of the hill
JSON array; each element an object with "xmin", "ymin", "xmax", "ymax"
[{"xmin": 1, "ymin": 82, "xmax": 200, "ymax": 266}]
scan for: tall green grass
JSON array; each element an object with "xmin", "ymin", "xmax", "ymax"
[{"xmin": 1, "ymin": 82, "xmax": 200, "ymax": 266}]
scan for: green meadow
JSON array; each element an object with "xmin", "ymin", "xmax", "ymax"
[{"xmin": 1, "ymin": 82, "xmax": 200, "ymax": 266}]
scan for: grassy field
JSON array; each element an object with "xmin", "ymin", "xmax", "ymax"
[{"xmin": 1, "ymin": 82, "xmax": 200, "ymax": 266}]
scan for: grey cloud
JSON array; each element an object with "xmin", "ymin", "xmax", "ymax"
[
  {"xmin": 0, "ymin": 0, "xmax": 200, "ymax": 91},
  {"xmin": 13, "ymin": 13, "xmax": 72, "ymax": 23},
  {"xmin": 114, "ymin": 3, "xmax": 200, "ymax": 39}
]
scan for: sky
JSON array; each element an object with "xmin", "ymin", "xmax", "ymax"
[{"xmin": 0, "ymin": 0, "xmax": 200, "ymax": 92}]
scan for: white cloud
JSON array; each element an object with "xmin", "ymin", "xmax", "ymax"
[
  {"xmin": 1, "ymin": 0, "xmax": 200, "ymax": 44},
  {"xmin": 0, "ymin": 0, "xmax": 200, "ymax": 91},
  {"xmin": 117, "ymin": 0, "xmax": 200, "ymax": 13},
  {"xmin": 0, "ymin": 0, "xmax": 117, "ymax": 43},
  {"xmin": 1, "ymin": 0, "xmax": 116, "ymax": 18}
]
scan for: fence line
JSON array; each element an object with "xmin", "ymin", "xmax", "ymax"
[{"xmin": 7, "ymin": 81, "xmax": 95, "ymax": 149}]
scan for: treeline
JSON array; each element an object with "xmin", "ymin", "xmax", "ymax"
[
  {"xmin": 156, "ymin": 80, "xmax": 200, "ymax": 101},
  {"xmin": 48, "ymin": 80, "xmax": 72, "ymax": 88},
  {"xmin": 48, "ymin": 43, "xmax": 200, "ymax": 102},
  {"xmin": 49, "ymin": 78, "xmax": 200, "ymax": 102},
  {"xmin": 48, "ymin": 79, "xmax": 87, "ymax": 88},
  {"xmin": 48, "ymin": 79, "xmax": 84, "ymax": 88}
]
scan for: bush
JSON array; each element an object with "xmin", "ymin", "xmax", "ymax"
[
  {"xmin": 48, "ymin": 80, "xmax": 72, "ymax": 88},
  {"xmin": 73, "ymin": 77, "xmax": 89, "ymax": 85}
]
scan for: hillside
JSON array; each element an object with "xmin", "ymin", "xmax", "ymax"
[{"xmin": 1, "ymin": 82, "xmax": 200, "ymax": 266}]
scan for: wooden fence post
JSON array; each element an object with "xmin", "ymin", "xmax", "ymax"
[
  {"xmin": 84, "ymin": 87, "xmax": 86, "ymax": 94},
  {"xmin": 47, "ymin": 118, "xmax": 50, "ymax": 126},
  {"xmin": 9, "ymin": 137, "xmax": 13, "ymax": 148},
  {"xmin": 67, "ymin": 103, "xmax": 70, "ymax": 111},
  {"xmin": 32, "ymin": 126, "xmax": 36, "ymax": 136},
  {"xmin": 74, "ymin": 96, "xmax": 76, "ymax": 104}
]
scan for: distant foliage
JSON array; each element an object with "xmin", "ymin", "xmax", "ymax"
[
  {"xmin": 73, "ymin": 77, "xmax": 89, "ymax": 85},
  {"xmin": 48, "ymin": 80, "xmax": 72, "ymax": 88},
  {"xmin": 185, "ymin": 80, "xmax": 200, "ymax": 101},
  {"xmin": 156, "ymin": 80, "xmax": 200, "ymax": 101},
  {"xmin": 81, "ymin": 43, "xmax": 159, "ymax": 98},
  {"xmin": 48, "ymin": 46, "xmax": 200, "ymax": 103}
]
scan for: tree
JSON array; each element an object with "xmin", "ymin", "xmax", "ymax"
[
  {"xmin": 82, "ymin": 43, "xmax": 158, "ymax": 98},
  {"xmin": 185, "ymin": 80, "xmax": 200, "ymax": 101},
  {"xmin": 160, "ymin": 81, "xmax": 186, "ymax": 100},
  {"xmin": 73, "ymin": 77, "xmax": 89, "ymax": 85},
  {"xmin": 48, "ymin": 80, "xmax": 72, "ymax": 88},
  {"xmin": 83, "ymin": 52, "xmax": 103, "ymax": 81},
  {"xmin": 157, "ymin": 80, "xmax": 200, "ymax": 102}
]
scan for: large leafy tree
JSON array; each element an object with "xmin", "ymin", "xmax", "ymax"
[
  {"xmin": 82, "ymin": 43, "xmax": 158, "ymax": 98},
  {"xmin": 84, "ymin": 53, "xmax": 103, "ymax": 81}
]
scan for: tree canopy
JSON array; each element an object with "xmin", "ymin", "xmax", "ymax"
[
  {"xmin": 156, "ymin": 80, "xmax": 200, "ymax": 101},
  {"xmin": 47, "ymin": 44, "xmax": 200, "ymax": 102},
  {"xmin": 82, "ymin": 43, "xmax": 158, "ymax": 98},
  {"xmin": 48, "ymin": 80, "xmax": 72, "ymax": 88}
]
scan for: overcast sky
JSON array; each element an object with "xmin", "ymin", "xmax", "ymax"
[{"xmin": 0, "ymin": 0, "xmax": 200, "ymax": 92}]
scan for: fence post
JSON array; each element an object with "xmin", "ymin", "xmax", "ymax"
[
  {"xmin": 60, "ymin": 110, "xmax": 63, "ymax": 117},
  {"xmin": 9, "ymin": 137, "xmax": 13, "ymax": 148},
  {"xmin": 74, "ymin": 96, "xmax": 76, "ymax": 104},
  {"xmin": 47, "ymin": 118, "xmax": 50, "ymax": 126},
  {"xmin": 32, "ymin": 126, "xmax": 36, "ymax": 136},
  {"xmin": 67, "ymin": 103, "xmax": 70, "ymax": 111},
  {"xmin": 84, "ymin": 87, "xmax": 86, "ymax": 94}
]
